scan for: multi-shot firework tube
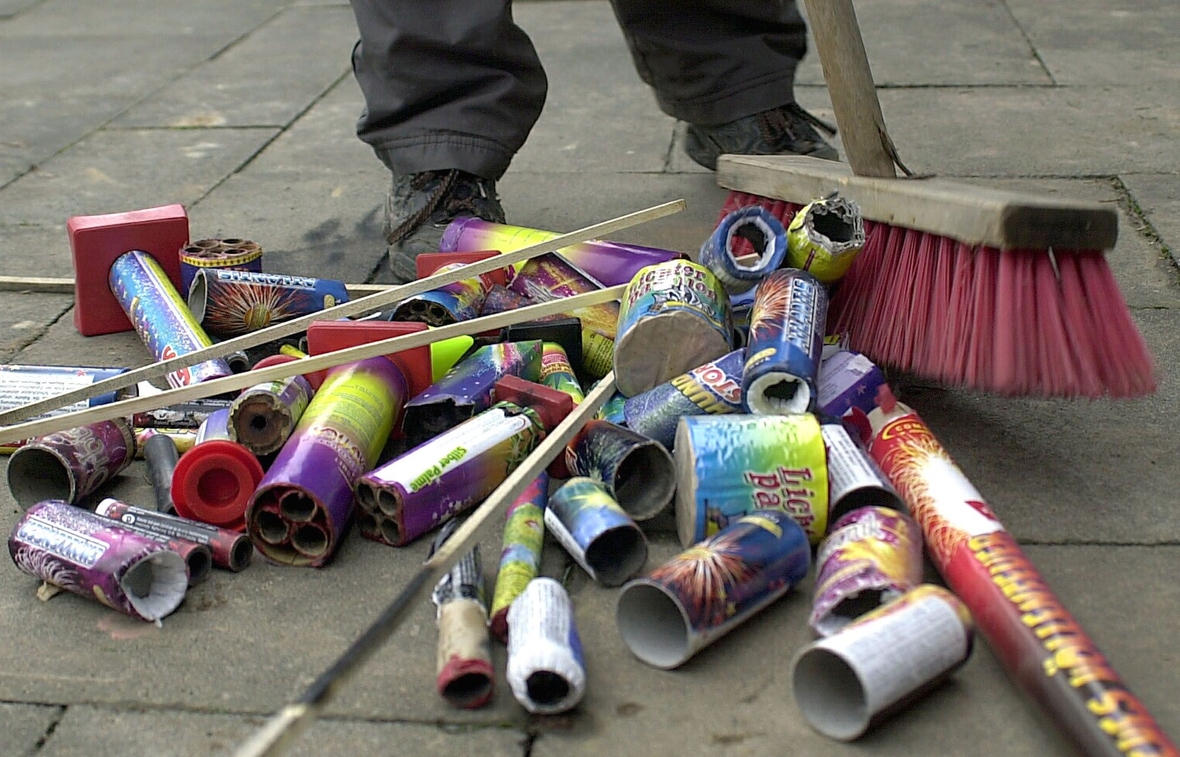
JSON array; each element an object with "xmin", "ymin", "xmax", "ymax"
[
  {"xmin": 614, "ymin": 260, "xmax": 733, "ymax": 397},
  {"xmin": 809, "ymin": 505, "xmax": 923, "ymax": 636},
  {"xmin": 355, "ymin": 402, "xmax": 546, "ymax": 547},
  {"xmin": 171, "ymin": 408, "xmax": 264, "ymax": 531},
  {"xmin": 430, "ymin": 521, "xmax": 494, "ymax": 709},
  {"xmin": 616, "ymin": 509, "xmax": 809, "ymax": 669},
  {"xmin": 539, "ymin": 342, "xmax": 585, "ymax": 404},
  {"xmin": 133, "ymin": 398, "xmax": 234, "ymax": 430},
  {"xmin": 673, "ymin": 414, "xmax": 829, "ymax": 546},
  {"xmin": 0, "ymin": 365, "xmax": 128, "ymax": 418},
  {"xmin": 867, "ymin": 387, "xmax": 1178, "ymax": 757},
  {"xmin": 742, "ymin": 269, "xmax": 828, "ymax": 415},
  {"xmin": 698, "ymin": 205, "xmax": 788, "ymax": 294},
  {"xmin": 506, "ymin": 577, "xmax": 587, "ymax": 714},
  {"xmin": 246, "ymin": 356, "xmax": 405, "ymax": 567},
  {"xmin": 92, "ymin": 510, "xmax": 213, "ymax": 586},
  {"xmin": 821, "ymin": 423, "xmax": 902, "ymax": 520},
  {"xmin": 489, "ymin": 472, "xmax": 549, "ymax": 642},
  {"xmin": 188, "ymin": 269, "xmax": 351, "ymax": 338},
  {"xmin": 178, "ymin": 237, "xmax": 263, "ymax": 295},
  {"xmin": 391, "ymin": 262, "xmax": 491, "ymax": 326},
  {"xmin": 622, "ymin": 349, "xmax": 744, "ymax": 449},
  {"xmin": 7, "ymin": 418, "xmax": 136, "ymax": 508},
  {"xmin": 545, "ymin": 477, "xmax": 647, "ymax": 587},
  {"xmin": 785, "ymin": 197, "xmax": 866, "ymax": 285},
  {"xmin": 8, "ymin": 500, "xmax": 187, "ymax": 621},
  {"xmin": 228, "ymin": 374, "xmax": 314, "ymax": 456},
  {"xmin": 94, "ymin": 498, "xmax": 254, "ymax": 572},
  {"xmin": 564, "ymin": 420, "xmax": 675, "ymax": 521},
  {"xmin": 792, "ymin": 584, "xmax": 973, "ymax": 741},
  {"xmin": 109, "ymin": 250, "xmax": 233, "ymax": 389},
  {"xmin": 142, "ymin": 431, "xmax": 181, "ymax": 514}
]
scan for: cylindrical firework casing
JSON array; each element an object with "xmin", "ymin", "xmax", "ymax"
[
  {"xmin": 564, "ymin": 420, "xmax": 675, "ymax": 521},
  {"xmin": 539, "ymin": 342, "xmax": 585, "ymax": 404},
  {"xmin": 8, "ymin": 418, "xmax": 136, "ymax": 508},
  {"xmin": 188, "ymin": 269, "xmax": 350, "ymax": 338},
  {"xmin": 617, "ymin": 509, "xmax": 810, "ymax": 669},
  {"xmin": 622, "ymin": 349, "xmax": 744, "ymax": 449},
  {"xmin": 742, "ymin": 269, "xmax": 828, "ymax": 415},
  {"xmin": 614, "ymin": 260, "xmax": 733, "ymax": 397},
  {"xmin": 809, "ymin": 505, "xmax": 924, "ymax": 636},
  {"xmin": 92, "ymin": 511, "xmax": 213, "ymax": 586},
  {"xmin": 674, "ymin": 414, "xmax": 829, "ymax": 547},
  {"xmin": 595, "ymin": 390, "xmax": 627, "ymax": 426},
  {"xmin": 142, "ymin": 431, "xmax": 181, "ymax": 514},
  {"xmin": 109, "ymin": 250, "xmax": 233, "ymax": 388},
  {"xmin": 822, "ymin": 423, "xmax": 902, "ymax": 520},
  {"xmin": 785, "ymin": 197, "xmax": 866, "ymax": 284},
  {"xmin": 171, "ymin": 408, "xmax": 265, "ymax": 531},
  {"xmin": 135, "ymin": 428, "xmax": 197, "ymax": 457},
  {"xmin": 178, "ymin": 237, "xmax": 263, "ymax": 296},
  {"xmin": 246, "ymin": 357, "xmax": 406, "ymax": 567},
  {"xmin": 698, "ymin": 205, "xmax": 788, "ymax": 294},
  {"xmin": 8, "ymin": 500, "xmax": 188, "ymax": 621},
  {"xmin": 0, "ymin": 365, "xmax": 128, "ymax": 418},
  {"xmin": 792, "ymin": 584, "xmax": 974, "ymax": 741},
  {"xmin": 430, "ymin": 522, "xmax": 493, "ymax": 709},
  {"xmin": 228, "ymin": 374, "xmax": 314, "ymax": 456},
  {"xmin": 94, "ymin": 498, "xmax": 254, "ymax": 572},
  {"xmin": 489, "ymin": 472, "xmax": 549, "ymax": 642},
  {"xmin": 133, "ymin": 398, "xmax": 234, "ymax": 430},
  {"xmin": 545, "ymin": 477, "xmax": 647, "ymax": 587},
  {"xmin": 506, "ymin": 577, "xmax": 587, "ymax": 714},
  {"xmin": 391, "ymin": 262, "xmax": 491, "ymax": 326}
]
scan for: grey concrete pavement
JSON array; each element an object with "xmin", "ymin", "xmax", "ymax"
[{"xmin": 0, "ymin": 1, "xmax": 1178, "ymax": 756}]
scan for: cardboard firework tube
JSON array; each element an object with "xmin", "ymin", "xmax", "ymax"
[
  {"xmin": 742, "ymin": 269, "xmax": 828, "ymax": 415},
  {"xmin": 792, "ymin": 584, "xmax": 974, "ymax": 741},
  {"xmin": 135, "ymin": 428, "xmax": 197, "ymax": 458},
  {"xmin": 429, "ymin": 520, "xmax": 494, "ymax": 709},
  {"xmin": 698, "ymin": 205, "xmax": 788, "ymax": 294},
  {"xmin": 355, "ymin": 402, "xmax": 546, "ymax": 547},
  {"xmin": 8, "ymin": 500, "xmax": 188, "ymax": 621},
  {"xmin": 564, "ymin": 420, "xmax": 675, "ymax": 521},
  {"xmin": 0, "ymin": 364, "xmax": 128, "ymax": 418},
  {"xmin": 545, "ymin": 477, "xmax": 647, "ymax": 587},
  {"xmin": 178, "ymin": 237, "xmax": 263, "ymax": 296},
  {"xmin": 595, "ymin": 390, "xmax": 627, "ymax": 425},
  {"xmin": 228, "ymin": 374, "xmax": 314, "ymax": 456},
  {"xmin": 246, "ymin": 356, "xmax": 406, "ymax": 567},
  {"xmin": 109, "ymin": 250, "xmax": 234, "ymax": 389},
  {"xmin": 390, "ymin": 262, "xmax": 491, "ymax": 326},
  {"xmin": 8, "ymin": 417, "xmax": 136, "ymax": 508},
  {"xmin": 674, "ymin": 413, "xmax": 829, "ymax": 547},
  {"xmin": 616, "ymin": 509, "xmax": 809, "ymax": 669},
  {"xmin": 92, "ymin": 511, "xmax": 213, "ymax": 586},
  {"xmin": 622, "ymin": 348, "xmax": 745, "ymax": 450},
  {"xmin": 821, "ymin": 423, "xmax": 902, "ymax": 521},
  {"xmin": 94, "ymin": 498, "xmax": 253, "ymax": 572},
  {"xmin": 785, "ymin": 197, "xmax": 866, "ymax": 285},
  {"xmin": 133, "ymin": 398, "xmax": 234, "ymax": 430},
  {"xmin": 506, "ymin": 577, "xmax": 587, "ymax": 714},
  {"xmin": 142, "ymin": 431, "xmax": 181, "ymax": 514},
  {"xmin": 867, "ymin": 387, "xmax": 1178, "ymax": 757},
  {"xmin": 539, "ymin": 341, "xmax": 585, "ymax": 404},
  {"xmin": 613, "ymin": 260, "xmax": 733, "ymax": 398},
  {"xmin": 188, "ymin": 269, "xmax": 351, "ymax": 338},
  {"xmin": 171, "ymin": 408, "xmax": 265, "ymax": 531},
  {"xmin": 809, "ymin": 505, "xmax": 923, "ymax": 636},
  {"xmin": 489, "ymin": 472, "xmax": 549, "ymax": 642}
]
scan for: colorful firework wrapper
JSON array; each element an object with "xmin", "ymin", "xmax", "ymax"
[
  {"xmin": 616, "ymin": 509, "xmax": 810, "ymax": 669},
  {"xmin": 229, "ymin": 374, "xmax": 314, "ymax": 456},
  {"xmin": 8, "ymin": 500, "xmax": 188, "ymax": 621},
  {"xmin": 0, "ymin": 365, "xmax": 128, "ymax": 420},
  {"xmin": 91, "ymin": 512, "xmax": 213, "ymax": 586},
  {"xmin": 742, "ymin": 269, "xmax": 828, "ymax": 415},
  {"xmin": 133, "ymin": 398, "xmax": 234, "ymax": 430},
  {"xmin": 539, "ymin": 342, "xmax": 585, "ymax": 404},
  {"xmin": 430, "ymin": 521, "xmax": 494, "ymax": 709},
  {"xmin": 506, "ymin": 577, "xmax": 587, "ymax": 714},
  {"xmin": 544, "ymin": 477, "xmax": 647, "ymax": 587},
  {"xmin": 614, "ymin": 260, "xmax": 733, "ymax": 397},
  {"xmin": 94, "ymin": 498, "xmax": 254, "ymax": 572},
  {"xmin": 170, "ymin": 407, "xmax": 265, "ymax": 533},
  {"xmin": 817, "ymin": 350, "xmax": 886, "ymax": 442},
  {"xmin": 109, "ymin": 250, "xmax": 233, "ymax": 388},
  {"xmin": 822, "ymin": 423, "xmax": 903, "ymax": 520},
  {"xmin": 699, "ymin": 205, "xmax": 788, "ymax": 295},
  {"xmin": 809, "ymin": 505, "xmax": 923, "ymax": 636},
  {"xmin": 793, "ymin": 584, "xmax": 973, "ymax": 741},
  {"xmin": 622, "ymin": 348, "xmax": 744, "ymax": 450},
  {"xmin": 391, "ymin": 261, "xmax": 491, "ymax": 326},
  {"xmin": 178, "ymin": 237, "xmax": 263, "ymax": 295},
  {"xmin": 674, "ymin": 413, "xmax": 829, "ymax": 547},
  {"xmin": 8, "ymin": 417, "xmax": 136, "ymax": 508},
  {"xmin": 564, "ymin": 420, "xmax": 675, "ymax": 521},
  {"xmin": 594, "ymin": 390, "xmax": 628, "ymax": 426},
  {"xmin": 785, "ymin": 197, "xmax": 866, "ymax": 284},
  {"xmin": 490, "ymin": 472, "xmax": 549, "ymax": 642},
  {"xmin": 480, "ymin": 284, "xmax": 535, "ymax": 316},
  {"xmin": 189, "ymin": 269, "xmax": 350, "ymax": 338}
]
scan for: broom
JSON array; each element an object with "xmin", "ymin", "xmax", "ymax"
[{"xmin": 715, "ymin": 0, "xmax": 1154, "ymax": 398}]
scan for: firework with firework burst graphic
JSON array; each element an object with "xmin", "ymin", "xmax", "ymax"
[
  {"xmin": 742, "ymin": 269, "xmax": 828, "ymax": 416},
  {"xmin": 622, "ymin": 348, "xmax": 745, "ymax": 450},
  {"xmin": 189, "ymin": 269, "xmax": 350, "ymax": 338},
  {"xmin": 564, "ymin": 419, "xmax": 675, "ymax": 521},
  {"xmin": 698, "ymin": 205, "xmax": 788, "ymax": 295},
  {"xmin": 178, "ymin": 238, "xmax": 262, "ymax": 296},
  {"xmin": 546, "ymin": 477, "xmax": 647, "ymax": 587}
]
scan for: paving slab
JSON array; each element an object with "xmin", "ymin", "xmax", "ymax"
[
  {"xmin": 0, "ymin": 0, "xmax": 287, "ymax": 37},
  {"xmin": 0, "ymin": 0, "xmax": 42, "ymax": 16},
  {"xmin": 12, "ymin": 313, "xmax": 150, "ymax": 370},
  {"xmin": 0, "ymin": 226, "xmax": 75, "ymax": 281},
  {"xmin": 0, "ymin": 293, "xmax": 73, "ymax": 361},
  {"xmin": 0, "ymin": 702, "xmax": 61, "ymax": 757},
  {"xmin": 1121, "ymin": 173, "xmax": 1180, "ymax": 269}
]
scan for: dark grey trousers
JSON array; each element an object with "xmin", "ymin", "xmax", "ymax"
[{"xmin": 348, "ymin": 0, "xmax": 808, "ymax": 180}]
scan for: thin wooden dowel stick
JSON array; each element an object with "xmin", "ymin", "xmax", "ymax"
[{"xmin": 0, "ymin": 275, "xmax": 390, "ymax": 297}]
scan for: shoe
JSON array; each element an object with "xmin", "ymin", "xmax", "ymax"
[
  {"xmin": 684, "ymin": 102, "xmax": 839, "ymax": 171},
  {"xmin": 384, "ymin": 169, "xmax": 506, "ymax": 283}
]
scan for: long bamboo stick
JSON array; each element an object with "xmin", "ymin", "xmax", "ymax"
[{"xmin": 0, "ymin": 275, "xmax": 390, "ymax": 297}]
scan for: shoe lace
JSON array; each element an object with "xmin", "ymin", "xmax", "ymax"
[
  {"xmin": 758, "ymin": 103, "xmax": 838, "ymax": 144},
  {"xmin": 387, "ymin": 169, "xmax": 459, "ymax": 244}
]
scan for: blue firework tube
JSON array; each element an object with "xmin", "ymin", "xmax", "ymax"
[
  {"xmin": 178, "ymin": 238, "xmax": 263, "ymax": 296},
  {"xmin": 565, "ymin": 420, "xmax": 675, "ymax": 521},
  {"xmin": 622, "ymin": 348, "xmax": 745, "ymax": 449},
  {"xmin": 545, "ymin": 477, "xmax": 647, "ymax": 587},
  {"xmin": 489, "ymin": 472, "xmax": 549, "ymax": 642},
  {"xmin": 699, "ymin": 205, "xmax": 788, "ymax": 295},
  {"xmin": 109, "ymin": 251, "xmax": 233, "ymax": 389},
  {"xmin": 594, "ymin": 390, "xmax": 628, "ymax": 426},
  {"xmin": 742, "ymin": 269, "xmax": 828, "ymax": 415},
  {"xmin": 188, "ymin": 269, "xmax": 350, "ymax": 338}
]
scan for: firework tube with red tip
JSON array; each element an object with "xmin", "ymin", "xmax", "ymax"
[
  {"xmin": 564, "ymin": 420, "xmax": 675, "ymax": 521},
  {"xmin": 698, "ymin": 205, "xmax": 788, "ymax": 295},
  {"xmin": 171, "ymin": 408, "xmax": 264, "ymax": 532},
  {"xmin": 94, "ymin": 498, "xmax": 253, "ymax": 572},
  {"xmin": 430, "ymin": 519, "xmax": 494, "ymax": 709},
  {"xmin": 178, "ymin": 238, "xmax": 263, "ymax": 295},
  {"xmin": 229, "ymin": 374, "xmax": 314, "ymax": 456},
  {"xmin": 390, "ymin": 262, "xmax": 492, "ymax": 327},
  {"xmin": 506, "ymin": 577, "xmax": 586, "ymax": 714},
  {"xmin": 742, "ymin": 269, "xmax": 828, "ymax": 415},
  {"xmin": 545, "ymin": 477, "xmax": 647, "ymax": 587},
  {"xmin": 489, "ymin": 472, "xmax": 549, "ymax": 643},
  {"xmin": 621, "ymin": 348, "xmax": 745, "ymax": 450},
  {"xmin": 188, "ymin": 269, "xmax": 350, "ymax": 338},
  {"xmin": 616, "ymin": 509, "xmax": 809, "ymax": 669},
  {"xmin": 867, "ymin": 385, "xmax": 1178, "ymax": 757},
  {"xmin": 7, "ymin": 418, "xmax": 136, "ymax": 508}
]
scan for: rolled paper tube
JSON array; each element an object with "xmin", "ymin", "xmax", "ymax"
[
  {"xmin": 0, "ymin": 365, "xmax": 128, "ymax": 419},
  {"xmin": 8, "ymin": 500, "xmax": 187, "ymax": 622},
  {"xmin": 809, "ymin": 505, "xmax": 924, "ymax": 636},
  {"xmin": 224, "ymin": 348, "xmax": 251, "ymax": 374},
  {"xmin": 133, "ymin": 398, "xmax": 234, "ymax": 430},
  {"xmin": 594, "ymin": 390, "xmax": 627, "ymax": 425},
  {"xmin": 506, "ymin": 577, "xmax": 587, "ymax": 714},
  {"xmin": 430, "ymin": 521, "xmax": 494, "ymax": 709},
  {"xmin": 91, "ymin": 513, "xmax": 212, "ymax": 586},
  {"xmin": 673, "ymin": 414, "xmax": 829, "ymax": 547},
  {"xmin": 538, "ymin": 342, "xmax": 585, "ymax": 405},
  {"xmin": 616, "ymin": 509, "xmax": 810, "ymax": 669},
  {"xmin": 564, "ymin": 420, "xmax": 675, "ymax": 521},
  {"xmin": 187, "ymin": 269, "xmax": 351, "ymax": 338},
  {"xmin": 817, "ymin": 350, "xmax": 886, "ymax": 442},
  {"xmin": 246, "ymin": 356, "xmax": 406, "ymax": 567},
  {"xmin": 545, "ymin": 477, "xmax": 647, "ymax": 587},
  {"xmin": 94, "ymin": 498, "xmax": 254, "ymax": 572},
  {"xmin": 614, "ymin": 260, "xmax": 733, "ymax": 397},
  {"xmin": 489, "ymin": 472, "xmax": 549, "ymax": 642},
  {"xmin": 792, "ymin": 585, "xmax": 974, "ymax": 741},
  {"xmin": 8, "ymin": 417, "xmax": 136, "ymax": 508},
  {"xmin": 698, "ymin": 205, "xmax": 788, "ymax": 294},
  {"xmin": 178, "ymin": 237, "xmax": 263, "ymax": 295},
  {"xmin": 171, "ymin": 408, "xmax": 265, "ymax": 531},
  {"xmin": 821, "ymin": 423, "xmax": 903, "ymax": 521},
  {"xmin": 742, "ymin": 269, "xmax": 828, "ymax": 415},
  {"xmin": 622, "ymin": 349, "xmax": 745, "ymax": 450},
  {"xmin": 785, "ymin": 197, "xmax": 866, "ymax": 284},
  {"xmin": 109, "ymin": 250, "xmax": 233, "ymax": 389},
  {"xmin": 142, "ymin": 432, "xmax": 181, "ymax": 514},
  {"xmin": 228, "ymin": 374, "xmax": 314, "ymax": 456},
  {"xmin": 390, "ymin": 262, "xmax": 491, "ymax": 326},
  {"xmin": 480, "ymin": 284, "xmax": 535, "ymax": 316}
]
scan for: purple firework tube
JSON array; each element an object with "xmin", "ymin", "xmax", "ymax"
[
  {"xmin": 622, "ymin": 349, "xmax": 745, "ymax": 449},
  {"xmin": 8, "ymin": 500, "xmax": 188, "ymax": 621},
  {"xmin": 391, "ymin": 262, "xmax": 491, "ymax": 326},
  {"xmin": 480, "ymin": 285, "xmax": 535, "ymax": 316},
  {"xmin": 545, "ymin": 477, "xmax": 647, "ymax": 587},
  {"xmin": 108, "ymin": 250, "xmax": 233, "ymax": 389},
  {"xmin": 246, "ymin": 357, "xmax": 407, "ymax": 567},
  {"xmin": 229, "ymin": 374, "xmax": 314, "ymax": 456},
  {"xmin": 188, "ymin": 269, "xmax": 351, "ymax": 338},
  {"xmin": 8, "ymin": 418, "xmax": 136, "ymax": 508},
  {"xmin": 94, "ymin": 498, "xmax": 254, "ymax": 572},
  {"xmin": 91, "ymin": 512, "xmax": 213, "ymax": 586},
  {"xmin": 564, "ymin": 420, "xmax": 675, "ymax": 521},
  {"xmin": 489, "ymin": 472, "xmax": 549, "ymax": 642},
  {"xmin": 743, "ymin": 269, "xmax": 829, "ymax": 415}
]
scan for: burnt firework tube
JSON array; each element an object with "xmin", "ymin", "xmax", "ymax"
[
  {"xmin": 171, "ymin": 408, "xmax": 265, "ymax": 531},
  {"xmin": 92, "ymin": 511, "xmax": 212, "ymax": 586},
  {"xmin": 867, "ymin": 386, "xmax": 1178, "ymax": 757},
  {"xmin": 785, "ymin": 197, "xmax": 866, "ymax": 285},
  {"xmin": 545, "ymin": 477, "xmax": 647, "ymax": 587},
  {"xmin": 391, "ymin": 262, "xmax": 491, "ymax": 326},
  {"xmin": 228, "ymin": 374, "xmax": 314, "ymax": 456},
  {"xmin": 698, "ymin": 205, "xmax": 788, "ymax": 294},
  {"xmin": 822, "ymin": 423, "xmax": 903, "ymax": 521},
  {"xmin": 9, "ymin": 500, "xmax": 187, "ymax": 621},
  {"xmin": 247, "ymin": 357, "xmax": 406, "ymax": 567},
  {"xmin": 742, "ymin": 269, "xmax": 828, "ymax": 415},
  {"xmin": 617, "ymin": 509, "xmax": 809, "ymax": 669},
  {"xmin": 142, "ymin": 431, "xmax": 181, "ymax": 514},
  {"xmin": 8, "ymin": 418, "xmax": 136, "ymax": 508},
  {"xmin": 622, "ymin": 348, "xmax": 744, "ymax": 450},
  {"xmin": 178, "ymin": 237, "xmax": 263, "ymax": 295},
  {"xmin": 430, "ymin": 521, "xmax": 494, "ymax": 709},
  {"xmin": 188, "ymin": 269, "xmax": 350, "ymax": 338},
  {"xmin": 109, "ymin": 250, "xmax": 233, "ymax": 389},
  {"xmin": 564, "ymin": 420, "xmax": 675, "ymax": 521},
  {"xmin": 489, "ymin": 472, "xmax": 549, "ymax": 642},
  {"xmin": 94, "ymin": 498, "xmax": 253, "ymax": 572},
  {"xmin": 506, "ymin": 577, "xmax": 587, "ymax": 714}
]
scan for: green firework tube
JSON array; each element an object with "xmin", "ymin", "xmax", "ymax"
[{"xmin": 489, "ymin": 472, "xmax": 550, "ymax": 643}]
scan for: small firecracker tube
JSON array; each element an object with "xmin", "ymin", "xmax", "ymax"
[
  {"xmin": 489, "ymin": 472, "xmax": 549, "ymax": 642},
  {"xmin": 430, "ymin": 520, "xmax": 494, "ymax": 709},
  {"xmin": 91, "ymin": 511, "xmax": 212, "ymax": 586},
  {"xmin": 545, "ymin": 477, "xmax": 647, "ymax": 587},
  {"xmin": 821, "ymin": 423, "xmax": 903, "ymax": 521},
  {"xmin": 178, "ymin": 237, "xmax": 263, "ymax": 296},
  {"xmin": 0, "ymin": 364, "xmax": 128, "ymax": 419},
  {"xmin": 8, "ymin": 500, "xmax": 188, "ymax": 622},
  {"xmin": 785, "ymin": 197, "xmax": 866, "ymax": 285},
  {"xmin": 506, "ymin": 577, "xmax": 587, "ymax": 715},
  {"xmin": 171, "ymin": 408, "xmax": 265, "ymax": 531},
  {"xmin": 564, "ymin": 419, "xmax": 675, "ymax": 521},
  {"xmin": 698, "ymin": 205, "xmax": 788, "ymax": 294},
  {"xmin": 792, "ymin": 584, "xmax": 974, "ymax": 741},
  {"xmin": 391, "ymin": 261, "xmax": 492, "ymax": 326},
  {"xmin": 622, "ymin": 349, "xmax": 745, "ymax": 450},
  {"xmin": 141, "ymin": 431, "xmax": 181, "ymax": 514},
  {"xmin": 616, "ymin": 509, "xmax": 810, "ymax": 669},
  {"xmin": 133, "ymin": 398, "xmax": 234, "ymax": 430},
  {"xmin": 742, "ymin": 269, "xmax": 828, "ymax": 415},
  {"xmin": 188, "ymin": 268, "xmax": 350, "ymax": 338},
  {"xmin": 228, "ymin": 374, "xmax": 314, "ymax": 456},
  {"xmin": 8, "ymin": 418, "xmax": 136, "ymax": 508},
  {"xmin": 94, "ymin": 498, "xmax": 253, "ymax": 572},
  {"xmin": 816, "ymin": 350, "xmax": 886, "ymax": 442},
  {"xmin": 539, "ymin": 341, "xmax": 585, "ymax": 404}
]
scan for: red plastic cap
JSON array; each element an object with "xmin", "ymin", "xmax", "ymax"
[
  {"xmin": 416, "ymin": 250, "xmax": 509, "ymax": 287},
  {"xmin": 251, "ymin": 353, "xmax": 326, "ymax": 391},
  {"xmin": 171, "ymin": 440, "xmax": 265, "ymax": 532},
  {"xmin": 493, "ymin": 375, "xmax": 575, "ymax": 432},
  {"xmin": 305, "ymin": 320, "xmax": 432, "ymax": 399}
]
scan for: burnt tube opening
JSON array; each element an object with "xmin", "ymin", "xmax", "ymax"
[{"xmin": 525, "ymin": 671, "xmax": 570, "ymax": 707}]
